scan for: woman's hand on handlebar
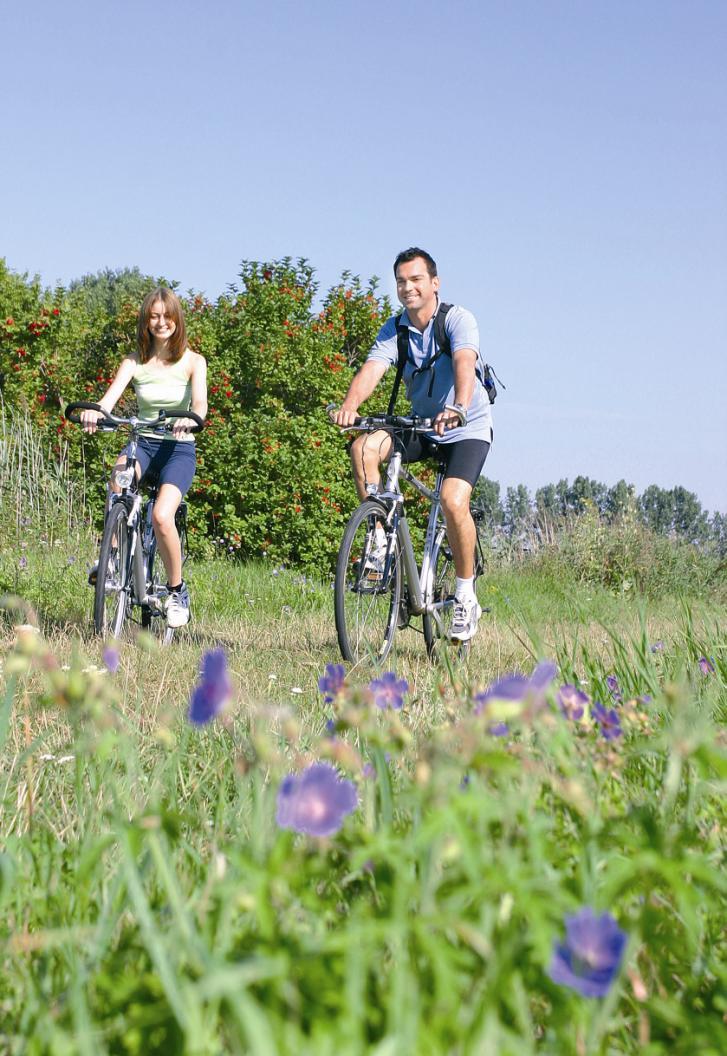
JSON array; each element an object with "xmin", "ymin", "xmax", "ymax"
[
  {"xmin": 79, "ymin": 407, "xmax": 107, "ymax": 434},
  {"xmin": 170, "ymin": 416, "xmax": 198, "ymax": 438}
]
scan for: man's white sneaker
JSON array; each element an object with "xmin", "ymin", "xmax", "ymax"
[
  {"xmin": 165, "ymin": 583, "xmax": 191, "ymax": 628},
  {"xmin": 449, "ymin": 596, "xmax": 482, "ymax": 642}
]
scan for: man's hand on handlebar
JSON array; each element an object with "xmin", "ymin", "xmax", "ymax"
[
  {"xmin": 435, "ymin": 405, "xmax": 462, "ymax": 435},
  {"xmin": 329, "ymin": 403, "xmax": 359, "ymax": 428}
]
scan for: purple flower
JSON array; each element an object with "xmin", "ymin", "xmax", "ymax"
[
  {"xmin": 276, "ymin": 762, "xmax": 357, "ymax": 837},
  {"xmin": 488, "ymin": 722, "xmax": 509, "ymax": 737},
  {"xmin": 474, "ymin": 674, "xmax": 529, "ymax": 713},
  {"xmin": 549, "ymin": 907, "xmax": 627, "ymax": 997},
  {"xmin": 557, "ymin": 684, "xmax": 589, "ymax": 721},
  {"xmin": 650, "ymin": 641, "xmax": 664, "ymax": 654},
  {"xmin": 474, "ymin": 661, "xmax": 557, "ymax": 721},
  {"xmin": 369, "ymin": 671, "xmax": 408, "ymax": 710},
  {"xmin": 102, "ymin": 646, "xmax": 120, "ymax": 673},
  {"xmin": 592, "ymin": 701, "xmax": 622, "ymax": 740},
  {"xmin": 530, "ymin": 661, "xmax": 558, "ymax": 692},
  {"xmin": 698, "ymin": 656, "xmax": 716, "ymax": 676},
  {"xmin": 18, "ymin": 556, "xmax": 28, "ymax": 570},
  {"xmin": 188, "ymin": 648, "xmax": 232, "ymax": 725},
  {"xmin": 606, "ymin": 675, "xmax": 622, "ymax": 702},
  {"xmin": 318, "ymin": 663, "xmax": 346, "ymax": 703},
  {"xmin": 362, "ymin": 762, "xmax": 375, "ymax": 779}
]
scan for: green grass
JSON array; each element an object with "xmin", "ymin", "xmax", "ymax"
[
  {"xmin": 1, "ymin": 550, "xmax": 725, "ymax": 1054},
  {"xmin": 1, "ymin": 413, "xmax": 725, "ymax": 1052}
]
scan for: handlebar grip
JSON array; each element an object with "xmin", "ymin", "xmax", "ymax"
[
  {"xmin": 64, "ymin": 401, "xmax": 115, "ymax": 425},
  {"xmin": 160, "ymin": 409, "xmax": 205, "ymax": 433}
]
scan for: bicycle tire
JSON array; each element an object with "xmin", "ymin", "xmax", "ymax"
[
  {"xmin": 94, "ymin": 501, "xmax": 132, "ymax": 638},
  {"xmin": 141, "ymin": 502, "xmax": 187, "ymax": 645},
  {"xmin": 141, "ymin": 540, "xmax": 173, "ymax": 645},
  {"xmin": 334, "ymin": 499, "xmax": 402, "ymax": 665},
  {"xmin": 423, "ymin": 523, "xmax": 486, "ymax": 660},
  {"xmin": 422, "ymin": 529, "xmax": 458, "ymax": 658}
]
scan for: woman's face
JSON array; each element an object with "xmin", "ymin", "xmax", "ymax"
[{"xmin": 148, "ymin": 299, "xmax": 177, "ymax": 343}]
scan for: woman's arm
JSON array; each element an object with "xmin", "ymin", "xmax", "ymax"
[
  {"xmin": 190, "ymin": 353, "xmax": 208, "ymax": 420},
  {"xmin": 80, "ymin": 356, "xmax": 137, "ymax": 433},
  {"xmin": 171, "ymin": 352, "xmax": 207, "ymax": 437}
]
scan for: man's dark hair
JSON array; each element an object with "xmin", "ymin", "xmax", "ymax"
[{"xmin": 393, "ymin": 247, "xmax": 437, "ymax": 278}]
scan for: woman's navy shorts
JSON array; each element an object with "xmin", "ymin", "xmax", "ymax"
[{"xmin": 123, "ymin": 437, "xmax": 196, "ymax": 496}]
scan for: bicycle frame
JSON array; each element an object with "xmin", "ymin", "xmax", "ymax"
[
  {"xmin": 367, "ymin": 448, "xmax": 448, "ymax": 627},
  {"xmin": 64, "ymin": 401, "xmax": 203, "ymax": 636}
]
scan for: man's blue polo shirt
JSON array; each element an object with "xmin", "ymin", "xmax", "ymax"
[{"xmin": 366, "ymin": 301, "xmax": 493, "ymax": 444}]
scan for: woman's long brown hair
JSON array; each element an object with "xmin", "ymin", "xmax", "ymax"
[{"xmin": 137, "ymin": 287, "xmax": 188, "ymax": 363}]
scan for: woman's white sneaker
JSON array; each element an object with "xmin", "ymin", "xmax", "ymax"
[{"xmin": 165, "ymin": 583, "xmax": 191, "ymax": 628}]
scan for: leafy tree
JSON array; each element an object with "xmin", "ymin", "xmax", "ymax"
[
  {"xmin": 640, "ymin": 485, "xmax": 675, "ymax": 535},
  {"xmin": 710, "ymin": 512, "xmax": 727, "ymax": 558},
  {"xmin": 535, "ymin": 483, "xmax": 558, "ymax": 517},
  {"xmin": 67, "ymin": 267, "xmax": 170, "ymax": 316},
  {"xmin": 504, "ymin": 484, "xmax": 532, "ymax": 534},
  {"xmin": 472, "ymin": 477, "xmax": 504, "ymax": 527},
  {"xmin": 555, "ymin": 478, "xmax": 570, "ymax": 517},
  {"xmin": 569, "ymin": 475, "xmax": 606, "ymax": 514},
  {"xmin": 671, "ymin": 486, "xmax": 709, "ymax": 544},
  {"xmin": 605, "ymin": 479, "xmax": 636, "ymax": 521}
]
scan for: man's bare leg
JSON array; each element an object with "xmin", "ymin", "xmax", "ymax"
[
  {"xmin": 440, "ymin": 477, "xmax": 475, "ymax": 577},
  {"xmin": 349, "ymin": 430, "xmax": 393, "ymax": 501}
]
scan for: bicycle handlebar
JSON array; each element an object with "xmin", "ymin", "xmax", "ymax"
[
  {"xmin": 326, "ymin": 403, "xmax": 433, "ymax": 432},
  {"xmin": 64, "ymin": 401, "xmax": 205, "ymax": 434}
]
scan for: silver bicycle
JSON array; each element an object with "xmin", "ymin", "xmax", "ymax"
[
  {"xmin": 65, "ymin": 401, "xmax": 203, "ymax": 643},
  {"xmin": 332, "ymin": 411, "xmax": 486, "ymax": 665}
]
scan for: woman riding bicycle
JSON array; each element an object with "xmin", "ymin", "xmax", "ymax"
[{"xmin": 80, "ymin": 287, "xmax": 207, "ymax": 628}]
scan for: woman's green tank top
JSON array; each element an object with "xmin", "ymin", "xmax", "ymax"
[{"xmin": 133, "ymin": 358, "xmax": 194, "ymax": 442}]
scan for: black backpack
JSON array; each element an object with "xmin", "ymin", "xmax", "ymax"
[{"xmin": 387, "ymin": 302, "xmax": 502, "ymax": 415}]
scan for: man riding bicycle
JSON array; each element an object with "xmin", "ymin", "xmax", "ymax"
[{"xmin": 332, "ymin": 247, "xmax": 492, "ymax": 642}]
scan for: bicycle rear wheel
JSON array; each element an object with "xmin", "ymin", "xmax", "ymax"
[
  {"xmin": 423, "ymin": 524, "xmax": 486, "ymax": 660},
  {"xmin": 422, "ymin": 529, "xmax": 457, "ymax": 658},
  {"xmin": 94, "ymin": 501, "xmax": 132, "ymax": 638},
  {"xmin": 141, "ymin": 540, "xmax": 174, "ymax": 645},
  {"xmin": 141, "ymin": 502, "xmax": 187, "ymax": 646},
  {"xmin": 334, "ymin": 500, "xmax": 402, "ymax": 665}
]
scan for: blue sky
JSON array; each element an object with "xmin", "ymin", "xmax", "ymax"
[{"xmin": 3, "ymin": 0, "xmax": 725, "ymax": 512}]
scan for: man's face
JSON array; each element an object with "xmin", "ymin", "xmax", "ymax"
[{"xmin": 395, "ymin": 257, "xmax": 439, "ymax": 314}]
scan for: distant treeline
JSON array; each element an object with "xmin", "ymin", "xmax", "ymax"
[{"xmin": 474, "ymin": 477, "xmax": 726, "ymax": 554}]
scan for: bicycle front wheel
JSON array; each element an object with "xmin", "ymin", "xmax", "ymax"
[
  {"xmin": 94, "ymin": 501, "xmax": 132, "ymax": 638},
  {"xmin": 334, "ymin": 500, "xmax": 402, "ymax": 665}
]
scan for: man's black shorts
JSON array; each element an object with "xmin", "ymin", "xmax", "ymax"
[{"xmin": 395, "ymin": 433, "xmax": 490, "ymax": 488}]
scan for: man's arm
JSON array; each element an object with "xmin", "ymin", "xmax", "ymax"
[
  {"xmin": 433, "ymin": 347, "xmax": 477, "ymax": 436},
  {"xmin": 332, "ymin": 360, "xmax": 389, "ymax": 426}
]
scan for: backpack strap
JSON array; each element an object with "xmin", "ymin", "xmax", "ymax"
[
  {"xmin": 434, "ymin": 302, "xmax": 500, "ymax": 400},
  {"xmin": 432, "ymin": 301, "xmax": 452, "ymax": 359},
  {"xmin": 387, "ymin": 313, "xmax": 409, "ymax": 415},
  {"xmin": 387, "ymin": 302, "xmax": 462, "ymax": 408}
]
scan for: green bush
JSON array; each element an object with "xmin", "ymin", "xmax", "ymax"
[{"xmin": 0, "ymin": 257, "xmax": 392, "ymax": 571}]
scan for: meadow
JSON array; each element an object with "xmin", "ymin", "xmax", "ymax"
[{"xmin": 0, "ymin": 418, "xmax": 725, "ymax": 1054}]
